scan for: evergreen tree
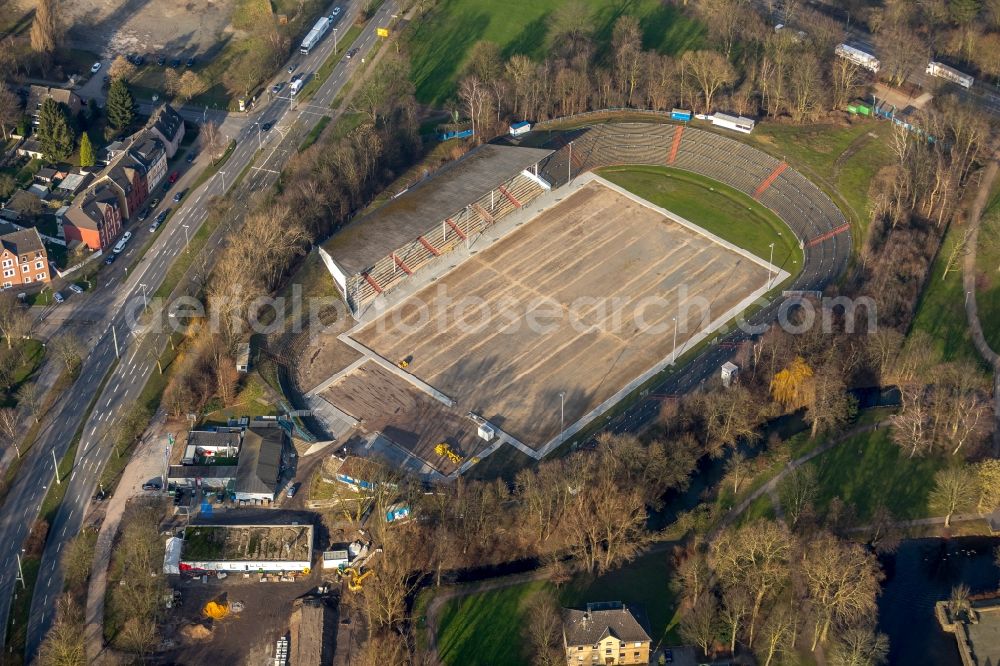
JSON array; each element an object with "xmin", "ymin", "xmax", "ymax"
[
  {"xmin": 79, "ymin": 132, "xmax": 95, "ymax": 167},
  {"xmin": 36, "ymin": 98, "xmax": 74, "ymax": 162},
  {"xmin": 106, "ymin": 78, "xmax": 135, "ymax": 131}
]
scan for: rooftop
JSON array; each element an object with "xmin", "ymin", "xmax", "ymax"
[
  {"xmin": 235, "ymin": 420, "xmax": 286, "ymax": 496},
  {"xmin": 187, "ymin": 427, "xmax": 244, "ymax": 451},
  {"xmin": 167, "ymin": 464, "xmax": 237, "ymax": 480},
  {"xmin": 562, "ymin": 603, "xmax": 651, "ymax": 647},
  {"xmin": 0, "ymin": 227, "xmax": 45, "ymax": 256},
  {"xmin": 149, "ymin": 104, "xmax": 184, "ymax": 141},
  {"xmin": 181, "ymin": 524, "xmax": 313, "ymax": 562},
  {"xmin": 324, "ymin": 143, "xmax": 552, "ymax": 275}
]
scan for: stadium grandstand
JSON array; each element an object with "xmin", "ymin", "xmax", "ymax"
[{"xmin": 319, "ymin": 143, "xmax": 553, "ymax": 317}]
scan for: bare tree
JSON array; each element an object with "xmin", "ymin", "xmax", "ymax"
[
  {"xmin": 801, "ymin": 533, "xmax": 882, "ymax": 650},
  {"xmin": 35, "ymin": 594, "xmax": 85, "ymax": 666},
  {"xmin": 522, "ymin": 589, "xmax": 563, "ymax": 666},
  {"xmin": 612, "ymin": 15, "xmax": 643, "ymax": 106},
  {"xmin": 779, "ymin": 465, "xmax": 818, "ymax": 527},
  {"xmin": 929, "ymin": 466, "xmax": 976, "ymax": 527},
  {"xmin": 711, "ymin": 521, "xmax": 792, "ymax": 647},
  {"xmin": 0, "ymin": 291, "xmax": 29, "ymax": 348},
  {"xmin": 0, "ymin": 85, "xmax": 22, "ymax": 140},
  {"xmin": 0, "ymin": 406, "xmax": 20, "ymax": 457},
  {"xmin": 199, "ymin": 121, "xmax": 224, "ymax": 162},
  {"xmin": 828, "ymin": 625, "xmax": 890, "ymax": 666},
  {"xmin": 16, "ymin": 381, "xmax": 41, "ymax": 423},
  {"xmin": 49, "ymin": 333, "xmax": 84, "ymax": 377},
  {"xmin": 679, "ymin": 595, "xmax": 720, "ymax": 658},
  {"xmin": 30, "ymin": 0, "xmax": 60, "ymax": 59},
  {"xmin": 682, "ymin": 50, "xmax": 736, "ymax": 112}
]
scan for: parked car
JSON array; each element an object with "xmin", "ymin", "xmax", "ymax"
[
  {"xmin": 69, "ymin": 284, "xmax": 84, "ymax": 295},
  {"xmin": 332, "ymin": 6, "xmax": 341, "ymax": 15},
  {"xmin": 271, "ymin": 82, "xmax": 283, "ymax": 94},
  {"xmin": 149, "ymin": 219, "xmax": 160, "ymax": 232},
  {"xmin": 102, "ymin": 74, "xmax": 110, "ymax": 86},
  {"xmin": 157, "ymin": 55, "xmax": 166, "ymax": 66},
  {"xmin": 113, "ymin": 231, "xmax": 132, "ymax": 254},
  {"xmin": 286, "ymin": 483, "xmax": 297, "ymax": 498},
  {"xmin": 168, "ymin": 171, "xmax": 180, "ymax": 184},
  {"xmin": 134, "ymin": 54, "xmax": 145, "ymax": 66},
  {"xmin": 142, "ymin": 481, "xmax": 161, "ymax": 491},
  {"xmin": 170, "ymin": 58, "xmax": 181, "ymax": 68},
  {"xmin": 172, "ymin": 189, "xmax": 186, "ymax": 203},
  {"xmin": 137, "ymin": 208, "xmax": 150, "ymax": 221},
  {"xmin": 186, "ymin": 57, "xmax": 195, "ymax": 67},
  {"xmin": 104, "ymin": 253, "xmax": 116, "ymax": 265},
  {"xmin": 149, "ymin": 197, "xmax": 160, "ymax": 209},
  {"xmin": 53, "ymin": 291, "xmax": 64, "ymax": 303},
  {"xmin": 90, "ymin": 61, "xmax": 102, "ymax": 73},
  {"xmin": 185, "ymin": 151, "xmax": 196, "ymax": 163}
]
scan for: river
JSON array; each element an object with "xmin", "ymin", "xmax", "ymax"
[{"xmin": 878, "ymin": 537, "xmax": 1000, "ymax": 664}]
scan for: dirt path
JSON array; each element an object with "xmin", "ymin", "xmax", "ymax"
[
  {"xmin": 962, "ymin": 155, "xmax": 1000, "ymax": 455},
  {"xmin": 84, "ymin": 410, "xmax": 174, "ymax": 665},
  {"xmin": 713, "ymin": 420, "xmax": 891, "ymax": 538}
]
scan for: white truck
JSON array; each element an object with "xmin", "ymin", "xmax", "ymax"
[
  {"xmin": 835, "ymin": 43, "xmax": 880, "ymax": 73},
  {"xmin": 300, "ymin": 16, "xmax": 331, "ymax": 55},
  {"xmin": 289, "ymin": 78, "xmax": 303, "ymax": 96},
  {"xmin": 926, "ymin": 61, "xmax": 974, "ymax": 89}
]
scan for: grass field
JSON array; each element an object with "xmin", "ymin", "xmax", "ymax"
[
  {"xmin": 747, "ymin": 121, "xmax": 893, "ymax": 241},
  {"xmin": 436, "ymin": 580, "xmax": 551, "ymax": 666},
  {"xmin": 596, "ymin": 165, "xmax": 803, "ymax": 278},
  {"xmin": 973, "ymin": 187, "xmax": 1000, "ymax": 353},
  {"xmin": 434, "ymin": 550, "xmax": 680, "ymax": 666},
  {"xmin": 806, "ymin": 426, "xmax": 943, "ymax": 523},
  {"xmin": 909, "ymin": 220, "xmax": 981, "ymax": 364},
  {"xmin": 406, "ymin": 0, "xmax": 705, "ymax": 104}
]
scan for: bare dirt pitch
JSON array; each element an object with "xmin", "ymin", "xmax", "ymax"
[
  {"xmin": 352, "ymin": 175, "xmax": 775, "ymax": 447},
  {"xmin": 15, "ymin": 0, "xmax": 235, "ymax": 56}
]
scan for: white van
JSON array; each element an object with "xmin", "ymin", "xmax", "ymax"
[{"xmin": 113, "ymin": 231, "xmax": 132, "ymax": 254}]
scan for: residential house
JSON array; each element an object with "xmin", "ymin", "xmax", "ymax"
[
  {"xmin": 62, "ymin": 182, "xmax": 123, "ymax": 250},
  {"xmin": 562, "ymin": 602, "xmax": 651, "ymax": 666},
  {"xmin": 27, "ymin": 85, "xmax": 83, "ymax": 124},
  {"xmin": 0, "ymin": 227, "xmax": 50, "ymax": 288},
  {"xmin": 16, "ymin": 138, "xmax": 44, "ymax": 160},
  {"xmin": 127, "ymin": 133, "xmax": 168, "ymax": 192},
  {"xmin": 102, "ymin": 140, "xmax": 127, "ymax": 166},
  {"xmin": 102, "ymin": 158, "xmax": 145, "ymax": 220},
  {"xmin": 0, "ymin": 189, "xmax": 43, "ymax": 223},
  {"xmin": 55, "ymin": 172, "xmax": 91, "ymax": 198},
  {"xmin": 233, "ymin": 420, "xmax": 287, "ymax": 502},
  {"xmin": 34, "ymin": 168, "xmax": 58, "ymax": 185},
  {"xmin": 147, "ymin": 104, "xmax": 185, "ymax": 158}
]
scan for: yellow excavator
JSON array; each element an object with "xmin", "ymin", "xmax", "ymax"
[
  {"xmin": 342, "ymin": 566, "xmax": 374, "ymax": 592},
  {"xmin": 434, "ymin": 443, "xmax": 462, "ymax": 464}
]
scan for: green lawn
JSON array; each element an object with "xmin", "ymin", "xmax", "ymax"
[
  {"xmin": 407, "ymin": 0, "xmax": 705, "ymax": 104},
  {"xmin": 806, "ymin": 426, "xmax": 944, "ymax": 523},
  {"xmin": 747, "ymin": 120, "xmax": 894, "ymax": 241},
  {"xmin": 436, "ymin": 580, "xmax": 551, "ymax": 666},
  {"xmin": 562, "ymin": 549, "xmax": 679, "ymax": 646},
  {"xmin": 974, "ymin": 187, "xmax": 1000, "ymax": 353},
  {"xmin": 596, "ymin": 165, "xmax": 803, "ymax": 278},
  {"xmin": 434, "ymin": 550, "xmax": 681, "ymax": 665},
  {"xmin": 0, "ymin": 339, "xmax": 45, "ymax": 407},
  {"xmin": 909, "ymin": 217, "xmax": 981, "ymax": 364}
]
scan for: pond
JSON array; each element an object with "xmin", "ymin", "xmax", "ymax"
[{"xmin": 878, "ymin": 537, "xmax": 1000, "ymax": 665}]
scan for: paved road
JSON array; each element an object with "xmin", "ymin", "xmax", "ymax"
[{"xmin": 0, "ymin": 0, "xmax": 399, "ymax": 659}]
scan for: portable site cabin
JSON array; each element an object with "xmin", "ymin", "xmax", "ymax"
[
  {"xmin": 671, "ymin": 108, "xmax": 693, "ymax": 121},
  {"xmin": 509, "ymin": 121, "xmax": 531, "ymax": 137},
  {"xmin": 710, "ymin": 113, "xmax": 755, "ymax": 134}
]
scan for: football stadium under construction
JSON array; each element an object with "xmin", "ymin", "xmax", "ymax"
[{"xmin": 309, "ymin": 124, "xmax": 850, "ymax": 481}]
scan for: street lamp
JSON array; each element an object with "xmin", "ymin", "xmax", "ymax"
[
  {"xmin": 219, "ymin": 170, "xmax": 227, "ymax": 192},
  {"xmin": 671, "ymin": 316, "xmax": 678, "ymax": 364},
  {"xmin": 182, "ymin": 224, "xmax": 190, "ymax": 251},
  {"xmin": 333, "ymin": 27, "xmax": 339, "ymax": 52},
  {"xmin": 558, "ymin": 391, "xmax": 565, "ymax": 432},
  {"xmin": 139, "ymin": 282, "xmax": 148, "ymax": 311},
  {"xmin": 767, "ymin": 242, "xmax": 776, "ymax": 289}
]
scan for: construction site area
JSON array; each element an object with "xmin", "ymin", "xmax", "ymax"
[{"xmin": 307, "ymin": 173, "xmax": 782, "ymax": 479}]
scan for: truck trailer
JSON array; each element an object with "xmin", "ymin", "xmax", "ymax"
[
  {"xmin": 835, "ymin": 44, "xmax": 880, "ymax": 73},
  {"xmin": 926, "ymin": 61, "xmax": 974, "ymax": 89},
  {"xmin": 300, "ymin": 17, "xmax": 331, "ymax": 54}
]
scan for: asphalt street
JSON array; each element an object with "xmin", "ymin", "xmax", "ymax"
[{"xmin": 0, "ymin": 0, "xmax": 400, "ymax": 659}]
